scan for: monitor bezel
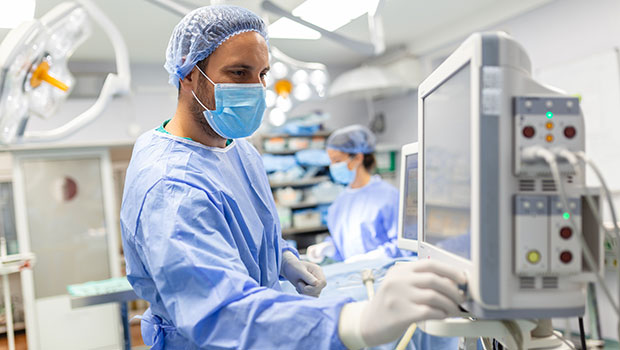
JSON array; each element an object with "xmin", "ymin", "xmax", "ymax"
[
  {"xmin": 417, "ymin": 34, "xmax": 481, "ymax": 277},
  {"xmin": 397, "ymin": 142, "xmax": 419, "ymax": 252}
]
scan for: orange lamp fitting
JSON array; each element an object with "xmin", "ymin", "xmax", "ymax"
[
  {"xmin": 30, "ymin": 61, "xmax": 69, "ymax": 92},
  {"xmin": 274, "ymin": 79, "xmax": 293, "ymax": 97}
]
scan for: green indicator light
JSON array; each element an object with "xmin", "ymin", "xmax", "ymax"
[
  {"xmin": 563, "ymin": 212, "xmax": 570, "ymax": 220},
  {"xmin": 546, "ymin": 111, "xmax": 553, "ymax": 119}
]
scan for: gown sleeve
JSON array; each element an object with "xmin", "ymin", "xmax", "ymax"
[
  {"xmin": 374, "ymin": 188, "xmax": 409, "ymax": 259},
  {"xmin": 132, "ymin": 179, "xmax": 351, "ymax": 349}
]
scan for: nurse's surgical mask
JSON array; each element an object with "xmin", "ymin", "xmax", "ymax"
[
  {"xmin": 192, "ymin": 65, "xmax": 266, "ymax": 139},
  {"xmin": 329, "ymin": 159, "xmax": 357, "ymax": 185}
]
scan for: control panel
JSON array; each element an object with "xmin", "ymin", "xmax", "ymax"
[
  {"xmin": 514, "ymin": 96, "xmax": 583, "ymax": 176},
  {"xmin": 515, "ymin": 195, "xmax": 549, "ymax": 275},
  {"xmin": 514, "ymin": 195, "xmax": 582, "ymax": 276},
  {"xmin": 513, "ymin": 96, "xmax": 585, "ymax": 277}
]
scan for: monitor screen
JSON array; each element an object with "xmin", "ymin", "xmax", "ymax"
[
  {"xmin": 402, "ymin": 153, "xmax": 418, "ymax": 241},
  {"xmin": 422, "ymin": 63, "xmax": 471, "ymax": 260}
]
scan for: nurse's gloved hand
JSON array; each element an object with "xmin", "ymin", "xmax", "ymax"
[
  {"xmin": 338, "ymin": 260, "xmax": 467, "ymax": 349},
  {"xmin": 281, "ymin": 251, "xmax": 327, "ymax": 297},
  {"xmin": 306, "ymin": 241, "xmax": 335, "ymax": 263}
]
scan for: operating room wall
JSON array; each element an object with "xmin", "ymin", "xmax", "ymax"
[{"xmin": 371, "ymin": 92, "xmax": 418, "ymax": 146}]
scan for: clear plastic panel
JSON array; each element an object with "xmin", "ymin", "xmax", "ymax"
[
  {"xmin": 0, "ymin": 182, "xmax": 20, "ymax": 255},
  {"xmin": 402, "ymin": 153, "xmax": 419, "ymax": 241},
  {"xmin": 423, "ymin": 63, "xmax": 472, "ymax": 260},
  {"xmin": 21, "ymin": 156, "xmax": 110, "ymax": 299}
]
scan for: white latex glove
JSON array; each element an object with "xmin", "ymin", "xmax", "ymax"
[
  {"xmin": 281, "ymin": 251, "xmax": 327, "ymax": 297},
  {"xmin": 306, "ymin": 241, "xmax": 335, "ymax": 263},
  {"xmin": 338, "ymin": 260, "xmax": 467, "ymax": 349}
]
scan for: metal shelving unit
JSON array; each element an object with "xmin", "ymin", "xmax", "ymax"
[
  {"xmin": 266, "ymin": 150, "xmax": 299, "ymax": 155},
  {"xmin": 286, "ymin": 201, "xmax": 332, "ymax": 210},
  {"xmin": 257, "ymin": 131, "xmax": 333, "ymax": 251},
  {"xmin": 269, "ymin": 176, "xmax": 330, "ymax": 188},
  {"xmin": 261, "ymin": 131, "xmax": 332, "ymax": 139},
  {"xmin": 282, "ymin": 225, "xmax": 329, "ymax": 236}
]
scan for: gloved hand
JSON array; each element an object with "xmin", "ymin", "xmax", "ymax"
[
  {"xmin": 281, "ymin": 251, "xmax": 327, "ymax": 297},
  {"xmin": 306, "ymin": 241, "xmax": 335, "ymax": 263},
  {"xmin": 338, "ymin": 260, "xmax": 467, "ymax": 349}
]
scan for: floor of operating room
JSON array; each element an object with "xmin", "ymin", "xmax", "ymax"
[{"xmin": 0, "ymin": 324, "xmax": 147, "ymax": 349}]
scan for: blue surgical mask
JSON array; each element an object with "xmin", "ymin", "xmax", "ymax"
[
  {"xmin": 192, "ymin": 65, "xmax": 266, "ymax": 139},
  {"xmin": 329, "ymin": 161, "xmax": 356, "ymax": 185}
]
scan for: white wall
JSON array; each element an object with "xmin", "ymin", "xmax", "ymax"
[
  {"xmin": 372, "ymin": 91, "xmax": 418, "ymax": 146},
  {"xmin": 487, "ymin": 0, "xmax": 620, "ymax": 73}
]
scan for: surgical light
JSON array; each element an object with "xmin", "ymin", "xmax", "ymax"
[
  {"xmin": 310, "ymin": 69, "xmax": 327, "ymax": 86},
  {"xmin": 271, "ymin": 61, "xmax": 288, "ymax": 79},
  {"xmin": 265, "ymin": 90, "xmax": 277, "ymax": 108},
  {"xmin": 269, "ymin": 107, "xmax": 287, "ymax": 127},
  {"xmin": 292, "ymin": 70, "xmax": 309, "ymax": 85},
  {"xmin": 0, "ymin": 2, "xmax": 91, "ymax": 143},
  {"xmin": 0, "ymin": 0, "xmax": 130, "ymax": 144},
  {"xmin": 293, "ymin": 83, "xmax": 312, "ymax": 101},
  {"xmin": 274, "ymin": 79, "xmax": 293, "ymax": 97},
  {"xmin": 264, "ymin": 47, "xmax": 329, "ymax": 126},
  {"xmin": 276, "ymin": 95, "xmax": 292, "ymax": 112},
  {"xmin": 264, "ymin": 72, "xmax": 274, "ymax": 87}
]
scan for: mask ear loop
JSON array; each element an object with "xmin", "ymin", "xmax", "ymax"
[
  {"xmin": 191, "ymin": 65, "xmax": 216, "ymax": 111},
  {"xmin": 194, "ymin": 65, "xmax": 216, "ymax": 86},
  {"xmin": 191, "ymin": 90, "xmax": 209, "ymax": 111}
]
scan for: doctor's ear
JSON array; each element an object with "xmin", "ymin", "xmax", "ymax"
[{"xmin": 178, "ymin": 70, "xmax": 199, "ymax": 97}]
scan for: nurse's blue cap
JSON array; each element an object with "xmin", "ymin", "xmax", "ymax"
[{"xmin": 327, "ymin": 125, "xmax": 376, "ymax": 154}]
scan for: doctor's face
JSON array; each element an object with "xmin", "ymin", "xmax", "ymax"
[{"xmin": 194, "ymin": 31, "xmax": 270, "ymax": 110}]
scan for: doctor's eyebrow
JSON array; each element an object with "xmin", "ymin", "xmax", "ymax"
[{"xmin": 222, "ymin": 64, "xmax": 270, "ymax": 72}]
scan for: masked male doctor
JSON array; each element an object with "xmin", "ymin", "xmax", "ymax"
[{"xmin": 120, "ymin": 5, "xmax": 466, "ymax": 349}]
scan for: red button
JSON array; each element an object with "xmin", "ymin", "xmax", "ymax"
[
  {"xmin": 560, "ymin": 251, "xmax": 573, "ymax": 264},
  {"xmin": 523, "ymin": 126, "xmax": 535, "ymax": 138},
  {"xmin": 560, "ymin": 227, "xmax": 573, "ymax": 239},
  {"xmin": 564, "ymin": 126, "xmax": 576, "ymax": 139}
]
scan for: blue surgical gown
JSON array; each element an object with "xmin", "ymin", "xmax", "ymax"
[
  {"xmin": 326, "ymin": 176, "xmax": 408, "ymax": 261},
  {"xmin": 120, "ymin": 130, "xmax": 351, "ymax": 349}
]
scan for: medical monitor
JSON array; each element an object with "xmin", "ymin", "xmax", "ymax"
[
  {"xmin": 422, "ymin": 63, "xmax": 472, "ymax": 261},
  {"xmin": 397, "ymin": 142, "xmax": 419, "ymax": 252},
  {"xmin": 415, "ymin": 32, "xmax": 600, "ymax": 319}
]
